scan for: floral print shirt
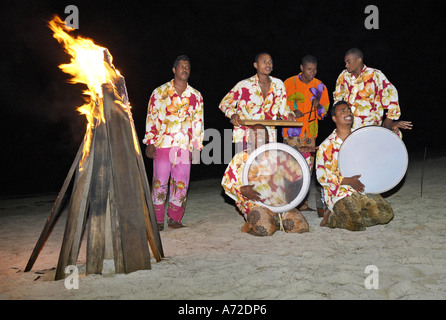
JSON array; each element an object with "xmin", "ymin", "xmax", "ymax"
[
  {"xmin": 221, "ymin": 150, "xmax": 255, "ymax": 215},
  {"xmin": 316, "ymin": 129, "xmax": 356, "ymax": 211},
  {"xmin": 333, "ymin": 65, "xmax": 401, "ymax": 130},
  {"xmin": 283, "ymin": 74, "xmax": 330, "ymax": 138},
  {"xmin": 143, "ymin": 80, "xmax": 204, "ymax": 151},
  {"xmin": 219, "ymin": 75, "xmax": 293, "ymax": 143}
]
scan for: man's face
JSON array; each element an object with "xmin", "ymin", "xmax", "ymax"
[
  {"xmin": 254, "ymin": 54, "xmax": 273, "ymax": 75},
  {"xmin": 300, "ymin": 62, "xmax": 317, "ymax": 82},
  {"xmin": 332, "ymin": 103, "xmax": 353, "ymax": 126},
  {"xmin": 249, "ymin": 126, "xmax": 269, "ymax": 149},
  {"xmin": 173, "ymin": 60, "xmax": 191, "ymax": 81},
  {"xmin": 344, "ymin": 54, "xmax": 362, "ymax": 74}
]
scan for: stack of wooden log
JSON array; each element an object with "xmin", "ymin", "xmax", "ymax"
[{"xmin": 25, "ymin": 51, "xmax": 163, "ymax": 280}]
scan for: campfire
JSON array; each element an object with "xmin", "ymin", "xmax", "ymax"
[{"xmin": 25, "ymin": 16, "xmax": 163, "ymax": 280}]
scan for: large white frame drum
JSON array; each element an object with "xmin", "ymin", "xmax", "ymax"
[
  {"xmin": 242, "ymin": 143, "xmax": 311, "ymax": 213},
  {"xmin": 338, "ymin": 126, "xmax": 408, "ymax": 194}
]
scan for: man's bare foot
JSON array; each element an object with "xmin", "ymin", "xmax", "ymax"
[
  {"xmin": 298, "ymin": 205, "xmax": 316, "ymax": 212},
  {"xmin": 297, "ymin": 200, "xmax": 316, "ymax": 212},
  {"xmin": 320, "ymin": 209, "xmax": 331, "ymax": 227}
]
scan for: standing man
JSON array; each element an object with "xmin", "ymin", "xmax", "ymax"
[
  {"xmin": 333, "ymin": 48, "xmax": 412, "ymax": 134},
  {"xmin": 282, "ymin": 55, "xmax": 330, "ymax": 211},
  {"xmin": 143, "ymin": 55, "xmax": 204, "ymax": 230},
  {"xmin": 316, "ymin": 101, "xmax": 394, "ymax": 231},
  {"xmin": 219, "ymin": 52, "xmax": 296, "ymax": 149}
]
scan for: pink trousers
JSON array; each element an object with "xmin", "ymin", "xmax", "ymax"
[{"xmin": 152, "ymin": 147, "xmax": 191, "ymax": 223}]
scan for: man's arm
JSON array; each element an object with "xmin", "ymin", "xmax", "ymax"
[
  {"xmin": 376, "ymin": 71, "xmax": 401, "ymax": 124},
  {"xmin": 219, "ymin": 82, "xmax": 241, "ymax": 119},
  {"xmin": 316, "ymin": 82, "xmax": 330, "ymax": 119},
  {"xmin": 382, "ymin": 117, "xmax": 413, "ymax": 134},
  {"xmin": 191, "ymin": 92, "xmax": 205, "ymax": 150},
  {"xmin": 240, "ymin": 185, "xmax": 261, "ymax": 202},
  {"xmin": 142, "ymin": 90, "xmax": 160, "ymax": 157},
  {"xmin": 276, "ymin": 80, "xmax": 296, "ymax": 121},
  {"xmin": 341, "ymin": 175, "xmax": 365, "ymax": 193},
  {"xmin": 333, "ymin": 71, "xmax": 348, "ymax": 104},
  {"xmin": 221, "ymin": 153, "xmax": 245, "ymax": 200}
]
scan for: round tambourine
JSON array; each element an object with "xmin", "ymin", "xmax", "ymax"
[
  {"xmin": 242, "ymin": 142, "xmax": 311, "ymax": 213},
  {"xmin": 338, "ymin": 126, "xmax": 408, "ymax": 194}
]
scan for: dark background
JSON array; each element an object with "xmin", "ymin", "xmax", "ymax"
[{"xmin": 1, "ymin": 0, "xmax": 444, "ymax": 196}]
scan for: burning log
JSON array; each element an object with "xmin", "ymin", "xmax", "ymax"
[{"xmin": 25, "ymin": 16, "xmax": 163, "ymax": 280}]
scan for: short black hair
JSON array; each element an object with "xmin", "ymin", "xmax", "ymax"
[
  {"xmin": 345, "ymin": 48, "xmax": 364, "ymax": 60},
  {"xmin": 331, "ymin": 100, "xmax": 349, "ymax": 116},
  {"xmin": 254, "ymin": 52, "xmax": 272, "ymax": 62},
  {"xmin": 301, "ymin": 55, "xmax": 317, "ymax": 66},
  {"xmin": 173, "ymin": 55, "xmax": 190, "ymax": 68},
  {"xmin": 251, "ymin": 123, "xmax": 267, "ymax": 131}
]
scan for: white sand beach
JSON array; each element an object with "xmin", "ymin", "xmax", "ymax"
[{"xmin": 1, "ymin": 152, "xmax": 445, "ymax": 300}]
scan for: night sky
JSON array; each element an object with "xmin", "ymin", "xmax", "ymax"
[{"xmin": 1, "ymin": 0, "xmax": 444, "ymax": 196}]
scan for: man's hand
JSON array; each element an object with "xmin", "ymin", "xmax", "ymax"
[
  {"xmin": 294, "ymin": 109, "xmax": 304, "ymax": 118},
  {"xmin": 298, "ymin": 146, "xmax": 318, "ymax": 154},
  {"xmin": 230, "ymin": 114, "xmax": 241, "ymax": 126},
  {"xmin": 287, "ymin": 112, "xmax": 297, "ymax": 122},
  {"xmin": 391, "ymin": 120, "xmax": 413, "ymax": 134},
  {"xmin": 383, "ymin": 118, "xmax": 413, "ymax": 134},
  {"xmin": 145, "ymin": 144, "xmax": 156, "ymax": 159},
  {"xmin": 191, "ymin": 148, "xmax": 200, "ymax": 164},
  {"xmin": 240, "ymin": 185, "xmax": 261, "ymax": 202},
  {"xmin": 342, "ymin": 175, "xmax": 365, "ymax": 192}
]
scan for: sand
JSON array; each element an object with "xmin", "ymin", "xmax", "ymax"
[{"xmin": 1, "ymin": 153, "xmax": 445, "ymax": 300}]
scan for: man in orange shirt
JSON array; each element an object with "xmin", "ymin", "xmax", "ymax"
[{"xmin": 283, "ymin": 55, "xmax": 330, "ymax": 211}]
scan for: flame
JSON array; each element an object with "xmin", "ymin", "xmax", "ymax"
[{"xmin": 48, "ymin": 15, "xmax": 139, "ymax": 170}]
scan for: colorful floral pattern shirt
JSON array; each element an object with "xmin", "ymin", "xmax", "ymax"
[
  {"xmin": 222, "ymin": 150, "xmax": 255, "ymax": 215},
  {"xmin": 333, "ymin": 65, "xmax": 401, "ymax": 130},
  {"xmin": 283, "ymin": 74, "xmax": 330, "ymax": 138},
  {"xmin": 316, "ymin": 129, "xmax": 356, "ymax": 211},
  {"xmin": 219, "ymin": 75, "xmax": 293, "ymax": 143},
  {"xmin": 143, "ymin": 80, "xmax": 204, "ymax": 152},
  {"xmin": 222, "ymin": 148, "xmax": 310, "ymax": 215}
]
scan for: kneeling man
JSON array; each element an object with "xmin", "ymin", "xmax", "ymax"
[
  {"xmin": 316, "ymin": 101, "xmax": 394, "ymax": 231},
  {"xmin": 222, "ymin": 124, "xmax": 312, "ymax": 236}
]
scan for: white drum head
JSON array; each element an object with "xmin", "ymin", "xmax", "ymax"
[
  {"xmin": 242, "ymin": 142, "xmax": 311, "ymax": 213},
  {"xmin": 338, "ymin": 126, "xmax": 408, "ymax": 194}
]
